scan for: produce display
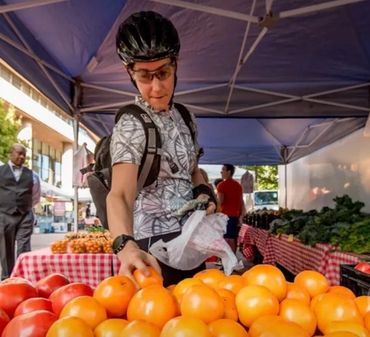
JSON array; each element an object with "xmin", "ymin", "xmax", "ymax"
[
  {"xmin": 269, "ymin": 195, "xmax": 370, "ymax": 253},
  {"xmin": 0, "ymin": 265, "xmax": 369, "ymax": 336},
  {"xmin": 50, "ymin": 225, "xmax": 113, "ymax": 254}
]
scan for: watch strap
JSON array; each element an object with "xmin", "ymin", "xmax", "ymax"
[{"xmin": 112, "ymin": 234, "xmax": 136, "ymax": 255}]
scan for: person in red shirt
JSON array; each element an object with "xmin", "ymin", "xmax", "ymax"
[{"xmin": 217, "ymin": 164, "xmax": 246, "ymax": 253}]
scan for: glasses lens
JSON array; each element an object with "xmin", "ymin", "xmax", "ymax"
[
  {"xmin": 131, "ymin": 63, "xmax": 174, "ymax": 83},
  {"xmin": 155, "ymin": 66, "xmax": 172, "ymax": 81},
  {"xmin": 134, "ymin": 70, "xmax": 153, "ymax": 83}
]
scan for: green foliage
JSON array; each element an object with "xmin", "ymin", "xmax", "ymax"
[
  {"xmin": 0, "ymin": 100, "xmax": 22, "ymax": 162},
  {"xmin": 242, "ymin": 165, "xmax": 278, "ymax": 190}
]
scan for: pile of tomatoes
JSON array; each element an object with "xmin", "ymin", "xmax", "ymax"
[{"xmin": 0, "ymin": 264, "xmax": 369, "ymax": 337}]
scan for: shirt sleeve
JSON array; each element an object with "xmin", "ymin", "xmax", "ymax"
[
  {"xmin": 32, "ymin": 172, "xmax": 41, "ymax": 206},
  {"xmin": 110, "ymin": 113, "xmax": 146, "ymax": 166}
]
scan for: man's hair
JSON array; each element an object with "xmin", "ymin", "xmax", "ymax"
[{"xmin": 223, "ymin": 164, "xmax": 235, "ymax": 177}]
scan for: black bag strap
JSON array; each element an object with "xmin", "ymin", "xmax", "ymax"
[{"xmin": 114, "ymin": 104, "xmax": 162, "ymax": 195}]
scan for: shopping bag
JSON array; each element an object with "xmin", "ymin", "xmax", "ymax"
[{"xmin": 149, "ymin": 210, "xmax": 239, "ymax": 275}]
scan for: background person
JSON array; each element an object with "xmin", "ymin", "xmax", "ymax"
[
  {"xmin": 107, "ymin": 11, "xmax": 216, "ymax": 286},
  {"xmin": 217, "ymin": 164, "xmax": 245, "ymax": 253},
  {"xmin": 0, "ymin": 143, "xmax": 40, "ymax": 280}
]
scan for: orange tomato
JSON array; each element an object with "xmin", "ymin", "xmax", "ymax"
[
  {"xmin": 364, "ymin": 312, "xmax": 370, "ymax": 331},
  {"xmin": 294, "ymin": 270, "xmax": 330, "ymax": 298},
  {"xmin": 235, "ymin": 285, "xmax": 279, "ymax": 328},
  {"xmin": 354, "ymin": 296, "xmax": 370, "ymax": 316},
  {"xmin": 180, "ymin": 283, "xmax": 224, "ymax": 324},
  {"xmin": 324, "ymin": 333, "xmax": 358, "ymax": 337},
  {"xmin": 59, "ymin": 295, "xmax": 107, "ymax": 329},
  {"xmin": 127, "ymin": 285, "xmax": 177, "ymax": 328},
  {"xmin": 217, "ymin": 275, "xmax": 246, "ymax": 295},
  {"xmin": 259, "ymin": 320, "xmax": 310, "ymax": 337},
  {"xmin": 216, "ymin": 288, "xmax": 238, "ymax": 321},
  {"xmin": 167, "ymin": 284, "xmax": 176, "ymax": 293},
  {"xmin": 279, "ymin": 298, "xmax": 317, "ymax": 336},
  {"xmin": 313, "ymin": 293, "xmax": 363, "ymax": 333},
  {"xmin": 248, "ymin": 315, "xmax": 283, "ymax": 337},
  {"xmin": 325, "ymin": 321, "xmax": 369, "ymax": 337},
  {"xmin": 328, "ymin": 286, "xmax": 356, "ymax": 300},
  {"xmin": 285, "ymin": 283, "xmax": 311, "ymax": 305},
  {"xmin": 242, "ymin": 264, "xmax": 287, "ymax": 301},
  {"xmin": 94, "ymin": 318, "xmax": 129, "ymax": 337},
  {"xmin": 208, "ymin": 319, "xmax": 249, "ymax": 337},
  {"xmin": 93, "ymin": 275, "xmax": 136, "ymax": 317},
  {"xmin": 121, "ymin": 320, "xmax": 161, "ymax": 337},
  {"xmin": 193, "ymin": 268, "xmax": 226, "ymax": 289},
  {"xmin": 172, "ymin": 278, "xmax": 203, "ymax": 303},
  {"xmin": 46, "ymin": 316, "xmax": 94, "ymax": 337},
  {"xmin": 133, "ymin": 266, "xmax": 163, "ymax": 288},
  {"xmin": 310, "ymin": 293, "xmax": 326, "ymax": 312},
  {"xmin": 161, "ymin": 316, "xmax": 212, "ymax": 337}
]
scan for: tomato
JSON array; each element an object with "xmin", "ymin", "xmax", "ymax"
[
  {"xmin": 49, "ymin": 282, "xmax": 93, "ymax": 316},
  {"xmin": 94, "ymin": 318, "xmax": 129, "ymax": 337},
  {"xmin": 93, "ymin": 275, "xmax": 136, "ymax": 317},
  {"xmin": 60, "ymin": 295, "xmax": 107, "ymax": 329},
  {"xmin": 2, "ymin": 310, "xmax": 57, "ymax": 337},
  {"xmin": 127, "ymin": 285, "xmax": 177, "ymax": 328},
  {"xmin": 180, "ymin": 284, "xmax": 224, "ymax": 324},
  {"xmin": 35, "ymin": 273, "xmax": 70, "ymax": 298},
  {"xmin": 0, "ymin": 307, "xmax": 10, "ymax": 336},
  {"xmin": 216, "ymin": 288, "xmax": 238, "ymax": 321},
  {"xmin": 248, "ymin": 315, "xmax": 283, "ymax": 337},
  {"xmin": 242, "ymin": 264, "xmax": 287, "ymax": 301},
  {"xmin": 285, "ymin": 283, "xmax": 311, "ymax": 305},
  {"xmin": 354, "ymin": 296, "xmax": 370, "ymax": 316},
  {"xmin": 324, "ymin": 333, "xmax": 358, "ymax": 337},
  {"xmin": 294, "ymin": 270, "xmax": 330, "ymax": 298},
  {"xmin": 193, "ymin": 268, "xmax": 226, "ymax": 289},
  {"xmin": 328, "ymin": 286, "xmax": 356, "ymax": 300},
  {"xmin": 0, "ymin": 277, "xmax": 33, "ymax": 285},
  {"xmin": 0, "ymin": 281, "xmax": 37, "ymax": 317},
  {"xmin": 313, "ymin": 293, "xmax": 363, "ymax": 333},
  {"xmin": 172, "ymin": 277, "xmax": 203, "ymax": 304},
  {"xmin": 133, "ymin": 266, "xmax": 163, "ymax": 288},
  {"xmin": 235, "ymin": 285, "xmax": 279, "ymax": 328},
  {"xmin": 208, "ymin": 318, "xmax": 249, "ymax": 337},
  {"xmin": 325, "ymin": 321, "xmax": 369, "ymax": 337},
  {"xmin": 14, "ymin": 297, "xmax": 53, "ymax": 316},
  {"xmin": 217, "ymin": 274, "xmax": 246, "ymax": 295},
  {"xmin": 46, "ymin": 316, "xmax": 94, "ymax": 337},
  {"xmin": 279, "ymin": 298, "xmax": 317, "ymax": 336},
  {"xmin": 355, "ymin": 262, "xmax": 370, "ymax": 274},
  {"xmin": 161, "ymin": 316, "xmax": 212, "ymax": 337},
  {"xmin": 259, "ymin": 320, "xmax": 310, "ymax": 337},
  {"xmin": 364, "ymin": 312, "xmax": 370, "ymax": 332},
  {"xmin": 121, "ymin": 320, "xmax": 161, "ymax": 337}
]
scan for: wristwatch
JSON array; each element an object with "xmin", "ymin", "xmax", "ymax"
[{"xmin": 112, "ymin": 234, "xmax": 136, "ymax": 255}]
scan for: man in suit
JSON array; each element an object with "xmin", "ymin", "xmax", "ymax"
[{"xmin": 0, "ymin": 143, "xmax": 41, "ymax": 280}]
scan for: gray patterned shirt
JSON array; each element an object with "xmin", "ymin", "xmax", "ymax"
[{"xmin": 110, "ymin": 96, "xmax": 199, "ymax": 240}]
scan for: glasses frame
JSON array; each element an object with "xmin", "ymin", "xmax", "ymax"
[{"xmin": 129, "ymin": 61, "xmax": 176, "ymax": 84}]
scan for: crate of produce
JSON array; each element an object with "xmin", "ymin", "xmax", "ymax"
[{"xmin": 340, "ymin": 264, "xmax": 370, "ymax": 296}]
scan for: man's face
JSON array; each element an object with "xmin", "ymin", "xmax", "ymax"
[
  {"xmin": 10, "ymin": 145, "xmax": 26, "ymax": 167},
  {"xmin": 221, "ymin": 165, "xmax": 230, "ymax": 180},
  {"xmin": 129, "ymin": 58, "xmax": 176, "ymax": 112}
]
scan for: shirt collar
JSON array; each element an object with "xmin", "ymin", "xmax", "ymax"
[
  {"xmin": 135, "ymin": 95, "xmax": 174, "ymax": 116},
  {"xmin": 8, "ymin": 160, "xmax": 22, "ymax": 169}
]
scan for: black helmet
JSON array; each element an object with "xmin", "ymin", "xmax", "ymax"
[{"xmin": 116, "ymin": 11, "xmax": 180, "ymax": 66}]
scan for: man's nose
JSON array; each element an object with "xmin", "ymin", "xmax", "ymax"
[{"xmin": 151, "ymin": 76, "xmax": 164, "ymax": 90}]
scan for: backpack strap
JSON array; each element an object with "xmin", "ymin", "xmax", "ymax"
[
  {"xmin": 115, "ymin": 104, "xmax": 162, "ymax": 195},
  {"xmin": 174, "ymin": 102, "xmax": 204, "ymax": 160}
]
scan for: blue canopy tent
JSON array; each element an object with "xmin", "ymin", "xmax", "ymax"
[{"xmin": 0, "ymin": 0, "xmax": 369, "ymax": 166}]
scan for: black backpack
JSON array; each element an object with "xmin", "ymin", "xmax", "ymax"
[{"xmin": 86, "ymin": 103, "xmax": 197, "ymax": 229}]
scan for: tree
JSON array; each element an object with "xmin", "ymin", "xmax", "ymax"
[
  {"xmin": 242, "ymin": 165, "xmax": 278, "ymax": 190},
  {"xmin": 0, "ymin": 100, "xmax": 22, "ymax": 163}
]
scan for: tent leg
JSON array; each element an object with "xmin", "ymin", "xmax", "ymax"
[
  {"xmin": 72, "ymin": 115, "xmax": 79, "ymax": 232},
  {"xmin": 284, "ymin": 164, "xmax": 287, "ymax": 208}
]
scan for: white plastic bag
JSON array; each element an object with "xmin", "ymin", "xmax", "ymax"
[{"xmin": 149, "ymin": 210, "xmax": 239, "ymax": 275}]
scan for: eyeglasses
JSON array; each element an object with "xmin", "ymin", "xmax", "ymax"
[{"xmin": 130, "ymin": 62, "xmax": 175, "ymax": 84}]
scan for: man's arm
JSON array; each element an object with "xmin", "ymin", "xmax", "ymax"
[
  {"xmin": 191, "ymin": 166, "xmax": 216, "ymax": 214},
  {"xmin": 32, "ymin": 172, "xmax": 41, "ymax": 206}
]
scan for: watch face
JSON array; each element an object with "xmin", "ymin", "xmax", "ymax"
[{"xmin": 113, "ymin": 235, "xmax": 125, "ymax": 250}]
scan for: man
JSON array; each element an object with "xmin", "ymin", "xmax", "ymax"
[
  {"xmin": 217, "ymin": 164, "xmax": 246, "ymax": 253},
  {"xmin": 0, "ymin": 143, "xmax": 41, "ymax": 280},
  {"xmin": 107, "ymin": 11, "xmax": 216, "ymax": 286}
]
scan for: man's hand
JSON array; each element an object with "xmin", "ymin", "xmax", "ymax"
[
  {"xmin": 117, "ymin": 240, "xmax": 162, "ymax": 287},
  {"xmin": 196, "ymin": 193, "xmax": 216, "ymax": 215}
]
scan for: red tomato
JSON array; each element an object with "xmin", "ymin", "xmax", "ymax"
[
  {"xmin": 0, "ymin": 281, "xmax": 37, "ymax": 317},
  {"xmin": 49, "ymin": 282, "xmax": 93, "ymax": 316},
  {"xmin": 0, "ymin": 307, "xmax": 10, "ymax": 336},
  {"xmin": 0, "ymin": 277, "xmax": 33, "ymax": 286},
  {"xmin": 355, "ymin": 262, "xmax": 370, "ymax": 274},
  {"xmin": 14, "ymin": 297, "xmax": 53, "ymax": 316},
  {"xmin": 36, "ymin": 273, "xmax": 70, "ymax": 298},
  {"xmin": 2, "ymin": 310, "xmax": 57, "ymax": 337}
]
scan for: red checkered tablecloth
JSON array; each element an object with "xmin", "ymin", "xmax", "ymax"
[
  {"xmin": 238, "ymin": 224, "xmax": 362, "ymax": 285},
  {"xmin": 11, "ymin": 248, "xmax": 121, "ymax": 287}
]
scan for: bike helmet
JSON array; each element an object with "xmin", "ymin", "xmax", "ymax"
[{"xmin": 116, "ymin": 11, "xmax": 180, "ymax": 66}]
